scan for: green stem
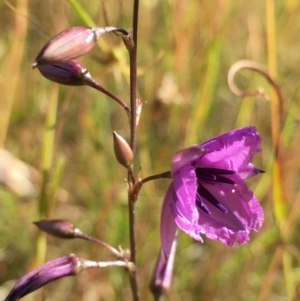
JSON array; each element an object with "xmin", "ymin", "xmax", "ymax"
[{"xmin": 37, "ymin": 84, "xmax": 58, "ymax": 265}]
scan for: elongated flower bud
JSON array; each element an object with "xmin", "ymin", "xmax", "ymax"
[
  {"xmin": 150, "ymin": 233, "xmax": 177, "ymax": 298},
  {"xmin": 113, "ymin": 131, "xmax": 133, "ymax": 168},
  {"xmin": 36, "ymin": 59, "xmax": 87, "ymax": 86},
  {"xmin": 32, "ymin": 26, "xmax": 129, "ymax": 67},
  {"xmin": 33, "ymin": 219, "xmax": 76, "ymax": 239},
  {"xmin": 33, "ymin": 27, "xmax": 96, "ymax": 67},
  {"xmin": 5, "ymin": 254, "xmax": 82, "ymax": 301}
]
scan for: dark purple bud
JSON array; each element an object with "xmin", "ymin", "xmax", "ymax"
[
  {"xmin": 5, "ymin": 254, "xmax": 82, "ymax": 301},
  {"xmin": 32, "ymin": 26, "xmax": 128, "ymax": 67},
  {"xmin": 36, "ymin": 59, "xmax": 87, "ymax": 86},
  {"xmin": 33, "ymin": 219, "xmax": 76, "ymax": 239},
  {"xmin": 150, "ymin": 233, "xmax": 177, "ymax": 298},
  {"xmin": 113, "ymin": 131, "xmax": 133, "ymax": 168}
]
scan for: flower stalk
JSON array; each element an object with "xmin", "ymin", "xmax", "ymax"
[
  {"xmin": 33, "ymin": 219, "xmax": 123, "ymax": 258},
  {"xmin": 126, "ymin": 0, "xmax": 140, "ymax": 300}
]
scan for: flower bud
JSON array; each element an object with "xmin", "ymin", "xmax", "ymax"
[
  {"xmin": 33, "ymin": 219, "xmax": 75, "ymax": 239},
  {"xmin": 37, "ymin": 60, "xmax": 92, "ymax": 86},
  {"xmin": 113, "ymin": 131, "xmax": 133, "ymax": 168},
  {"xmin": 36, "ymin": 59, "xmax": 88, "ymax": 86},
  {"xmin": 150, "ymin": 233, "xmax": 177, "ymax": 298},
  {"xmin": 33, "ymin": 27, "xmax": 96, "ymax": 67},
  {"xmin": 5, "ymin": 254, "xmax": 82, "ymax": 301},
  {"xmin": 32, "ymin": 26, "xmax": 127, "ymax": 67}
]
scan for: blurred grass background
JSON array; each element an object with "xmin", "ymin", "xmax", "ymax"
[{"xmin": 0, "ymin": 0, "xmax": 300, "ymax": 300}]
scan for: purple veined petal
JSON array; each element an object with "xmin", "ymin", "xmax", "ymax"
[
  {"xmin": 160, "ymin": 185, "xmax": 178, "ymax": 256},
  {"xmin": 195, "ymin": 126, "xmax": 261, "ymax": 173},
  {"xmin": 170, "ymin": 200, "xmax": 204, "ymax": 243},
  {"xmin": 200, "ymin": 176, "xmax": 260, "ymax": 227},
  {"xmin": 171, "ymin": 165, "xmax": 198, "ymax": 224},
  {"xmin": 171, "ymin": 145, "xmax": 206, "ymax": 176},
  {"xmin": 160, "ymin": 184, "xmax": 204, "ymax": 255},
  {"xmin": 173, "ymin": 171, "xmax": 263, "ymax": 246},
  {"xmin": 171, "ymin": 127, "xmax": 261, "ymax": 175}
]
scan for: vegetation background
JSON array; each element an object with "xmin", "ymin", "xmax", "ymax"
[{"xmin": 0, "ymin": 0, "xmax": 300, "ymax": 300}]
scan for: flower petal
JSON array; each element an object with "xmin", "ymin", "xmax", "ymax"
[
  {"xmin": 171, "ymin": 146, "xmax": 206, "ymax": 175},
  {"xmin": 160, "ymin": 185, "xmax": 178, "ymax": 256},
  {"xmin": 193, "ymin": 176, "xmax": 263, "ymax": 245},
  {"xmin": 195, "ymin": 126, "xmax": 261, "ymax": 174}
]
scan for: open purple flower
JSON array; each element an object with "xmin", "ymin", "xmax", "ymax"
[{"xmin": 160, "ymin": 126, "xmax": 264, "ymax": 255}]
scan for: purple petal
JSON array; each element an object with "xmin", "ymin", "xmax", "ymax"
[
  {"xmin": 193, "ymin": 178, "xmax": 263, "ymax": 245},
  {"xmin": 195, "ymin": 126, "xmax": 261, "ymax": 174},
  {"xmin": 238, "ymin": 163, "xmax": 263, "ymax": 179},
  {"xmin": 160, "ymin": 185, "xmax": 178, "ymax": 256},
  {"xmin": 172, "ymin": 127, "xmax": 261, "ymax": 175},
  {"xmin": 171, "ymin": 145, "xmax": 206, "ymax": 175}
]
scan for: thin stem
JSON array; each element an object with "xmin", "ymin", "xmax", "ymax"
[
  {"xmin": 82, "ymin": 259, "xmax": 134, "ymax": 269},
  {"xmin": 74, "ymin": 229, "xmax": 123, "ymax": 259},
  {"xmin": 127, "ymin": 1, "xmax": 140, "ymax": 300},
  {"xmin": 141, "ymin": 171, "xmax": 172, "ymax": 185},
  {"xmin": 37, "ymin": 84, "xmax": 58, "ymax": 265},
  {"xmin": 129, "ymin": 0, "xmax": 139, "ymax": 155},
  {"xmin": 84, "ymin": 75, "xmax": 130, "ymax": 117}
]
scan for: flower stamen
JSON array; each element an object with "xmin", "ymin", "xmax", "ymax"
[
  {"xmin": 194, "ymin": 167, "xmax": 237, "ymax": 214},
  {"xmin": 197, "ymin": 184, "xmax": 228, "ymax": 213},
  {"xmin": 195, "ymin": 167, "xmax": 236, "ymax": 184},
  {"xmin": 195, "ymin": 193, "xmax": 211, "ymax": 215}
]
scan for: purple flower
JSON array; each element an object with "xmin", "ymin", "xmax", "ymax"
[
  {"xmin": 5, "ymin": 254, "xmax": 81, "ymax": 301},
  {"xmin": 160, "ymin": 126, "xmax": 264, "ymax": 255}
]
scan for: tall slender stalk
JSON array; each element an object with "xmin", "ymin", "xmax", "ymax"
[
  {"xmin": 264, "ymin": 0, "xmax": 292, "ymax": 298},
  {"xmin": 127, "ymin": 1, "xmax": 140, "ymax": 301},
  {"xmin": 37, "ymin": 84, "xmax": 58, "ymax": 265}
]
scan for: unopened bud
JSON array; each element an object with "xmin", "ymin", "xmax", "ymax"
[
  {"xmin": 150, "ymin": 233, "xmax": 177, "ymax": 298},
  {"xmin": 36, "ymin": 59, "xmax": 88, "ymax": 86},
  {"xmin": 32, "ymin": 26, "xmax": 128, "ymax": 67},
  {"xmin": 113, "ymin": 131, "xmax": 133, "ymax": 168},
  {"xmin": 33, "ymin": 27, "xmax": 96, "ymax": 67},
  {"xmin": 5, "ymin": 254, "xmax": 82, "ymax": 301},
  {"xmin": 33, "ymin": 219, "xmax": 75, "ymax": 239}
]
